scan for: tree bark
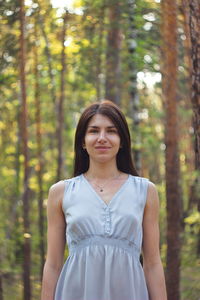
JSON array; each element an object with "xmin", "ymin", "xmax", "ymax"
[
  {"xmin": 0, "ymin": 273, "xmax": 3, "ymax": 300},
  {"xmin": 161, "ymin": 1, "xmax": 182, "ymax": 299},
  {"xmin": 105, "ymin": 0, "xmax": 122, "ymax": 105},
  {"xmin": 36, "ymin": 0, "xmax": 57, "ymax": 168},
  {"xmin": 188, "ymin": 0, "xmax": 200, "ymax": 256},
  {"xmin": 181, "ymin": 0, "xmax": 193, "ymax": 77},
  {"xmin": 96, "ymin": 5, "xmax": 105, "ymax": 101},
  {"xmin": 188, "ymin": 0, "xmax": 200, "ymax": 168},
  {"xmin": 34, "ymin": 20, "xmax": 45, "ymax": 280},
  {"xmin": 127, "ymin": 0, "xmax": 141, "ymax": 173},
  {"xmin": 56, "ymin": 11, "xmax": 68, "ymax": 181},
  {"xmin": 19, "ymin": 1, "xmax": 31, "ymax": 299},
  {"xmin": 37, "ymin": 0, "xmax": 57, "ymax": 105},
  {"xmin": 181, "ymin": 0, "xmax": 196, "ymax": 211}
]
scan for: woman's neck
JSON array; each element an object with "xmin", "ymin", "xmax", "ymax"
[{"xmin": 85, "ymin": 162, "xmax": 120, "ymax": 180}]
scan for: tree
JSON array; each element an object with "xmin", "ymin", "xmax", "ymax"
[
  {"xmin": 105, "ymin": 0, "xmax": 122, "ymax": 105},
  {"xmin": 188, "ymin": 0, "xmax": 200, "ymax": 256},
  {"xmin": 33, "ymin": 19, "xmax": 45, "ymax": 280},
  {"xmin": 161, "ymin": 0, "xmax": 182, "ymax": 299},
  {"xmin": 19, "ymin": 0, "xmax": 31, "ymax": 299},
  {"xmin": 127, "ymin": 0, "xmax": 141, "ymax": 173},
  {"xmin": 0, "ymin": 272, "xmax": 3, "ymax": 300},
  {"xmin": 56, "ymin": 10, "xmax": 68, "ymax": 181}
]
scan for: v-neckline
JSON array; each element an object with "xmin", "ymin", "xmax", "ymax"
[{"xmin": 81, "ymin": 173, "xmax": 130, "ymax": 208}]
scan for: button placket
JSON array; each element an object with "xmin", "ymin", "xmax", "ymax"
[{"xmin": 104, "ymin": 207, "xmax": 111, "ymax": 235}]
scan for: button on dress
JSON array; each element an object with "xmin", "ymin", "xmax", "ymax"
[{"xmin": 54, "ymin": 174, "xmax": 150, "ymax": 300}]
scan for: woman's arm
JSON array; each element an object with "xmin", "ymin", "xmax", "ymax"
[
  {"xmin": 41, "ymin": 181, "xmax": 66, "ymax": 300},
  {"xmin": 142, "ymin": 181, "xmax": 167, "ymax": 300}
]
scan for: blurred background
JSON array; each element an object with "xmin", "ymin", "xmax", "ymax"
[{"xmin": 0, "ymin": 0, "xmax": 199, "ymax": 299}]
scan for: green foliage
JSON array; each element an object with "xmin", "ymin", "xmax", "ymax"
[{"xmin": 180, "ymin": 219, "xmax": 200, "ymax": 300}]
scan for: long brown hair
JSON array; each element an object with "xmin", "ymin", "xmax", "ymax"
[{"xmin": 73, "ymin": 100, "xmax": 139, "ymax": 177}]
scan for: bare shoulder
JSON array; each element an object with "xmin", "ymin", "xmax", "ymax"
[
  {"xmin": 49, "ymin": 180, "xmax": 66, "ymax": 195},
  {"xmin": 147, "ymin": 181, "xmax": 158, "ymax": 195},
  {"xmin": 145, "ymin": 181, "xmax": 159, "ymax": 209},
  {"xmin": 48, "ymin": 180, "xmax": 66, "ymax": 207}
]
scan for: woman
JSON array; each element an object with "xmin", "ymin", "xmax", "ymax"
[{"xmin": 41, "ymin": 100, "xmax": 167, "ymax": 300}]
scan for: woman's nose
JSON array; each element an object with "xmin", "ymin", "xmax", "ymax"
[{"xmin": 97, "ymin": 130, "xmax": 106, "ymax": 141}]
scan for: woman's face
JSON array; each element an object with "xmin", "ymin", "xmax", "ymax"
[{"xmin": 83, "ymin": 114, "xmax": 121, "ymax": 164}]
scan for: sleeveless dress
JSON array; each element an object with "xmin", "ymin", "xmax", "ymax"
[{"xmin": 55, "ymin": 174, "xmax": 150, "ymax": 300}]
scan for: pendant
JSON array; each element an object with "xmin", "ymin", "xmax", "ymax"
[{"xmin": 100, "ymin": 189, "xmax": 103, "ymax": 192}]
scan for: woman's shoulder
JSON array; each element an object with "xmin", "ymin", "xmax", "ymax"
[
  {"xmin": 48, "ymin": 180, "xmax": 66, "ymax": 204},
  {"xmin": 49, "ymin": 175, "xmax": 82, "ymax": 194},
  {"xmin": 49, "ymin": 175, "xmax": 81, "ymax": 193}
]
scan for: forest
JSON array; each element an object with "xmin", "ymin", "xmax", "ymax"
[{"xmin": 0, "ymin": 0, "xmax": 200, "ymax": 299}]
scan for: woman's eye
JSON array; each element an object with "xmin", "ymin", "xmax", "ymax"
[
  {"xmin": 87, "ymin": 128, "xmax": 117, "ymax": 134},
  {"xmin": 108, "ymin": 129, "xmax": 117, "ymax": 133},
  {"xmin": 88, "ymin": 129, "xmax": 98, "ymax": 133}
]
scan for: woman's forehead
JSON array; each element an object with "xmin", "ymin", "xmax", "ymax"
[{"xmin": 87, "ymin": 114, "xmax": 115, "ymax": 127}]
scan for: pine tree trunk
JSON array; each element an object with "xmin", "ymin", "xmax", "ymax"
[
  {"xmin": 127, "ymin": 0, "xmax": 141, "ymax": 173},
  {"xmin": 161, "ymin": 1, "xmax": 182, "ymax": 299},
  {"xmin": 0, "ymin": 273, "xmax": 3, "ymax": 300},
  {"xmin": 37, "ymin": 4, "xmax": 56, "ymax": 105},
  {"xmin": 5, "ymin": 102, "xmax": 21, "ymax": 241},
  {"xmin": 105, "ymin": 0, "xmax": 122, "ymax": 105},
  {"xmin": 96, "ymin": 5, "xmax": 105, "ymax": 101},
  {"xmin": 19, "ymin": 1, "xmax": 31, "ymax": 299},
  {"xmin": 181, "ymin": 0, "xmax": 196, "ymax": 212},
  {"xmin": 37, "ymin": 3, "xmax": 57, "ymax": 173},
  {"xmin": 188, "ymin": 0, "xmax": 200, "ymax": 256},
  {"xmin": 56, "ymin": 11, "xmax": 68, "ymax": 181},
  {"xmin": 34, "ymin": 21, "xmax": 45, "ymax": 280},
  {"xmin": 181, "ymin": 0, "xmax": 192, "ymax": 76}
]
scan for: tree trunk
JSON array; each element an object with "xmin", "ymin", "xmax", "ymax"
[
  {"xmin": 105, "ymin": 0, "xmax": 122, "ymax": 105},
  {"xmin": 96, "ymin": 5, "xmax": 105, "ymax": 101},
  {"xmin": 127, "ymin": 0, "xmax": 141, "ymax": 173},
  {"xmin": 37, "ymin": 1, "xmax": 56, "ymax": 105},
  {"xmin": 188, "ymin": 0, "xmax": 200, "ymax": 168},
  {"xmin": 181, "ymin": 0, "xmax": 192, "ymax": 77},
  {"xmin": 161, "ymin": 1, "xmax": 182, "ymax": 299},
  {"xmin": 5, "ymin": 101, "xmax": 21, "ymax": 241},
  {"xmin": 56, "ymin": 11, "xmax": 68, "ymax": 181},
  {"xmin": 36, "ymin": 1, "xmax": 57, "ymax": 173},
  {"xmin": 34, "ymin": 21, "xmax": 45, "ymax": 280},
  {"xmin": 181, "ymin": 0, "xmax": 196, "ymax": 211},
  {"xmin": 0, "ymin": 273, "xmax": 3, "ymax": 300},
  {"xmin": 19, "ymin": 1, "xmax": 31, "ymax": 299},
  {"xmin": 188, "ymin": 0, "xmax": 200, "ymax": 256}
]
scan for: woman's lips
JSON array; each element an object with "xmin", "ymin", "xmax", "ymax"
[{"xmin": 95, "ymin": 147, "xmax": 110, "ymax": 150}]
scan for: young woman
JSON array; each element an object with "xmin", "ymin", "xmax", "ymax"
[{"xmin": 41, "ymin": 100, "xmax": 167, "ymax": 300}]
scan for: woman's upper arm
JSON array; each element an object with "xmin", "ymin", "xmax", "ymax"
[
  {"xmin": 142, "ymin": 181, "xmax": 161, "ymax": 266},
  {"xmin": 45, "ymin": 180, "xmax": 66, "ymax": 270}
]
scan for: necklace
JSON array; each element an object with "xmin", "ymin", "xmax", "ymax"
[{"xmin": 85, "ymin": 173, "xmax": 122, "ymax": 193}]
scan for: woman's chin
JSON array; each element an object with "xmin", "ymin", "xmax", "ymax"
[{"xmin": 90, "ymin": 155, "xmax": 117, "ymax": 165}]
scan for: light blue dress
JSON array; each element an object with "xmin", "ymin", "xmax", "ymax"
[{"xmin": 55, "ymin": 174, "xmax": 150, "ymax": 300}]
